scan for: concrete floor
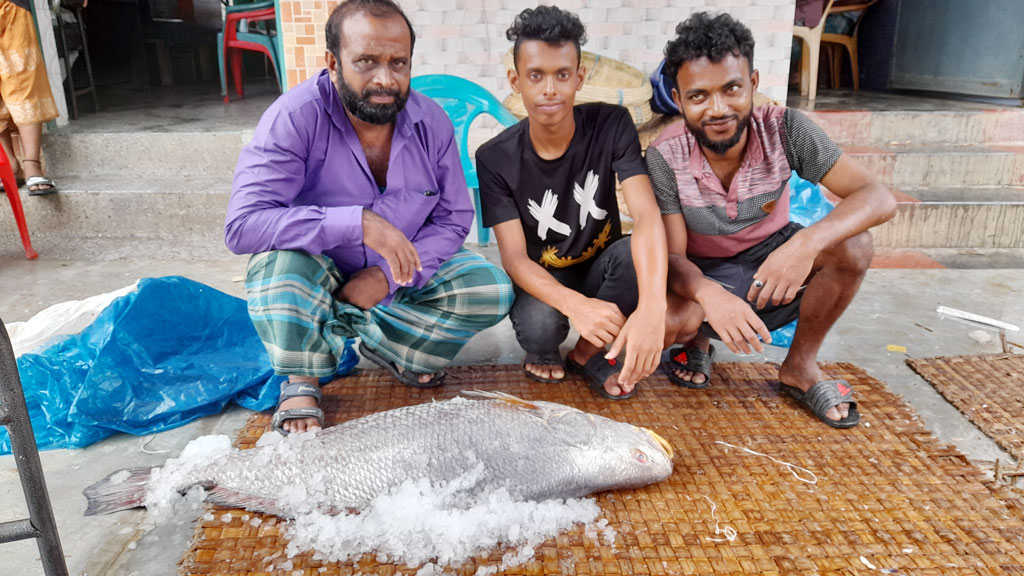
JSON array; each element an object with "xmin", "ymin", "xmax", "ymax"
[{"xmin": 1, "ymin": 249, "xmax": 1023, "ymax": 576}]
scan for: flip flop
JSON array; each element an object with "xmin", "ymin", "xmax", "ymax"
[
  {"xmin": 270, "ymin": 381, "xmax": 324, "ymax": 435},
  {"xmin": 782, "ymin": 379, "xmax": 861, "ymax": 429},
  {"xmin": 359, "ymin": 342, "xmax": 446, "ymax": 388},
  {"xmin": 567, "ymin": 353, "xmax": 635, "ymax": 400},
  {"xmin": 25, "ymin": 175, "xmax": 58, "ymax": 196},
  {"xmin": 661, "ymin": 344, "xmax": 716, "ymax": 389},
  {"xmin": 522, "ymin": 350, "xmax": 566, "ymax": 383}
]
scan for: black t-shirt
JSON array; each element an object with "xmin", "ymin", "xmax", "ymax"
[{"xmin": 476, "ymin": 103, "xmax": 647, "ymax": 270}]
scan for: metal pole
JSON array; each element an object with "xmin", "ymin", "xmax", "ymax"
[{"xmin": 0, "ymin": 318, "xmax": 69, "ymax": 575}]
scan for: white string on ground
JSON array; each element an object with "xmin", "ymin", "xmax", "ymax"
[
  {"xmin": 714, "ymin": 441, "xmax": 818, "ymax": 484},
  {"xmin": 140, "ymin": 434, "xmax": 171, "ymax": 455},
  {"xmin": 701, "ymin": 496, "xmax": 737, "ymax": 543}
]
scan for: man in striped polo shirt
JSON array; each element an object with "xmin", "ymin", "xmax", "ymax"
[{"xmin": 646, "ymin": 12, "xmax": 896, "ymax": 428}]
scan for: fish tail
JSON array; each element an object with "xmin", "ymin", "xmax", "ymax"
[{"xmin": 82, "ymin": 467, "xmax": 154, "ymax": 516}]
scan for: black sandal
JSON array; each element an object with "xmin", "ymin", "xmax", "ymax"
[
  {"xmin": 661, "ymin": 344, "xmax": 716, "ymax": 389},
  {"xmin": 359, "ymin": 342, "xmax": 446, "ymax": 388},
  {"xmin": 783, "ymin": 379, "xmax": 861, "ymax": 429},
  {"xmin": 567, "ymin": 353, "xmax": 635, "ymax": 400}
]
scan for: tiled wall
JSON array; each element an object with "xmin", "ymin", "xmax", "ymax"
[{"xmin": 279, "ymin": 0, "xmax": 797, "ymax": 104}]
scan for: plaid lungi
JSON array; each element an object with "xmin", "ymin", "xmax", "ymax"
[{"xmin": 245, "ymin": 248, "xmax": 513, "ymax": 377}]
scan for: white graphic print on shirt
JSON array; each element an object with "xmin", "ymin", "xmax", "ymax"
[
  {"xmin": 573, "ymin": 170, "xmax": 606, "ymax": 228},
  {"xmin": 527, "ymin": 189, "xmax": 572, "ymax": 241}
]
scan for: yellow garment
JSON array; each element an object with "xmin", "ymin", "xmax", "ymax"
[{"xmin": 0, "ymin": 0, "xmax": 58, "ymax": 133}]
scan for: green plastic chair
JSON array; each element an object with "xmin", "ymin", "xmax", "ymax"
[{"xmin": 411, "ymin": 74, "xmax": 519, "ymax": 246}]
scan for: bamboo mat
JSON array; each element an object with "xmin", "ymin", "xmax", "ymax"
[
  {"xmin": 181, "ymin": 362, "xmax": 1024, "ymax": 575},
  {"xmin": 908, "ymin": 353, "xmax": 1024, "ymax": 461}
]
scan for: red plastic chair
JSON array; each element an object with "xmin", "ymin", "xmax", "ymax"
[
  {"xmin": 0, "ymin": 146, "xmax": 38, "ymax": 260},
  {"xmin": 222, "ymin": 4, "xmax": 279, "ymax": 102}
]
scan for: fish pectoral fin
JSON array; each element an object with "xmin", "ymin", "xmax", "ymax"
[
  {"xmin": 461, "ymin": 390, "xmax": 539, "ymax": 410},
  {"xmin": 206, "ymin": 486, "xmax": 291, "ymax": 518}
]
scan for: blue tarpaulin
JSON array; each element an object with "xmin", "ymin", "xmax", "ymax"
[{"xmin": 1, "ymin": 276, "xmax": 358, "ymax": 454}]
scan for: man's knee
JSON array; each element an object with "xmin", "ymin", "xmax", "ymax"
[
  {"xmin": 510, "ymin": 291, "xmax": 569, "ymax": 351},
  {"xmin": 666, "ymin": 292, "xmax": 704, "ymax": 344},
  {"xmin": 823, "ymin": 231, "xmax": 873, "ymax": 276},
  {"xmin": 456, "ymin": 260, "xmax": 515, "ymax": 316},
  {"xmin": 602, "ymin": 237, "xmax": 636, "ymax": 276},
  {"xmin": 589, "ymin": 237, "xmax": 639, "ymax": 313}
]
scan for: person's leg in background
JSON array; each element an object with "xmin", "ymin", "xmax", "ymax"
[{"xmin": 0, "ymin": 1, "xmax": 60, "ymax": 194}]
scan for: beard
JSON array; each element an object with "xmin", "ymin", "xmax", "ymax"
[
  {"xmin": 683, "ymin": 108, "xmax": 752, "ymax": 156},
  {"xmin": 335, "ymin": 71, "xmax": 409, "ymax": 125}
]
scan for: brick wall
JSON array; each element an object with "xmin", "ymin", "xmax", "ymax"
[{"xmin": 279, "ymin": 0, "xmax": 797, "ymax": 105}]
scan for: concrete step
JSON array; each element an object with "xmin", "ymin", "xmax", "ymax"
[
  {"xmin": 43, "ymin": 130, "xmax": 252, "ymax": 178},
  {"xmin": 807, "ymin": 108, "xmax": 1024, "ymax": 147},
  {"xmin": 871, "ymin": 248, "xmax": 1024, "ymax": 269},
  {"xmin": 920, "ymin": 248, "xmax": 1024, "ymax": 269},
  {"xmin": 846, "ymin": 145, "xmax": 1024, "ymax": 189},
  {"xmin": 871, "ymin": 187, "xmax": 1024, "ymax": 249},
  {"xmin": 0, "ymin": 175, "xmax": 234, "ymax": 260}
]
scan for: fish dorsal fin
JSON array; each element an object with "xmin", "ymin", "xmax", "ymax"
[{"xmin": 461, "ymin": 390, "xmax": 539, "ymax": 410}]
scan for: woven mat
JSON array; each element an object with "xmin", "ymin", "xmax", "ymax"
[
  {"xmin": 908, "ymin": 353, "xmax": 1024, "ymax": 461},
  {"xmin": 181, "ymin": 362, "xmax": 1024, "ymax": 575}
]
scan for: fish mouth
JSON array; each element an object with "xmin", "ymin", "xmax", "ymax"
[{"xmin": 645, "ymin": 428, "xmax": 674, "ymax": 460}]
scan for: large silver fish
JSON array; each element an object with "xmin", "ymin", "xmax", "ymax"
[{"xmin": 84, "ymin": 391, "xmax": 674, "ymax": 517}]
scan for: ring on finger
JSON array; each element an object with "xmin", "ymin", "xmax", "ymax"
[{"xmin": 753, "ymin": 279, "xmax": 765, "ymax": 289}]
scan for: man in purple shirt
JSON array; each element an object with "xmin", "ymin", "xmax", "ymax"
[{"xmin": 225, "ymin": 0, "xmax": 513, "ymax": 434}]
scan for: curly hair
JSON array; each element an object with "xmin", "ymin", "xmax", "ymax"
[
  {"xmin": 326, "ymin": 0, "xmax": 416, "ymax": 59},
  {"xmin": 664, "ymin": 12, "xmax": 755, "ymax": 81},
  {"xmin": 506, "ymin": 6, "xmax": 587, "ymax": 68}
]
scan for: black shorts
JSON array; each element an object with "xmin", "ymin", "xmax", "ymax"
[{"xmin": 691, "ymin": 222, "xmax": 805, "ymax": 337}]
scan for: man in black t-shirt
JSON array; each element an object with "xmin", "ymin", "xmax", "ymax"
[{"xmin": 476, "ymin": 6, "xmax": 668, "ymax": 399}]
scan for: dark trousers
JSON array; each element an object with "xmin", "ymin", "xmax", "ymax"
[{"xmin": 509, "ymin": 237, "xmax": 639, "ymax": 359}]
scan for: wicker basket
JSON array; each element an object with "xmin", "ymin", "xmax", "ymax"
[{"xmin": 502, "ymin": 49, "xmax": 654, "ymax": 126}]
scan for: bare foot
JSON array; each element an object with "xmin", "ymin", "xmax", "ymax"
[
  {"xmin": 668, "ymin": 333, "xmax": 711, "ymax": 386},
  {"xmin": 777, "ymin": 362, "xmax": 850, "ymax": 422},
  {"xmin": 524, "ymin": 363, "xmax": 566, "ymax": 382}
]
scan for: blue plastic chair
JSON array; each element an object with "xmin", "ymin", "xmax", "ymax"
[{"xmin": 411, "ymin": 74, "xmax": 519, "ymax": 246}]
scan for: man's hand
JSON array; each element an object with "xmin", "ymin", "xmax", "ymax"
[
  {"xmin": 699, "ymin": 286, "xmax": 772, "ymax": 355},
  {"xmin": 746, "ymin": 231, "xmax": 818, "ymax": 310},
  {"xmin": 362, "ymin": 209, "xmax": 421, "ymax": 286},
  {"xmin": 606, "ymin": 304, "xmax": 665, "ymax": 387},
  {"xmin": 566, "ymin": 296, "xmax": 627, "ymax": 348},
  {"xmin": 338, "ymin": 266, "xmax": 390, "ymax": 310}
]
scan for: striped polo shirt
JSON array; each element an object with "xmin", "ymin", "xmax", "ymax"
[{"xmin": 646, "ymin": 104, "xmax": 841, "ymax": 258}]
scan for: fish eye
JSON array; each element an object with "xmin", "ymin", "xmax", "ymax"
[{"xmin": 634, "ymin": 450, "xmax": 648, "ymax": 464}]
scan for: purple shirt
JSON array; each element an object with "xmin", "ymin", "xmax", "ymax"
[{"xmin": 225, "ymin": 70, "xmax": 472, "ymax": 305}]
